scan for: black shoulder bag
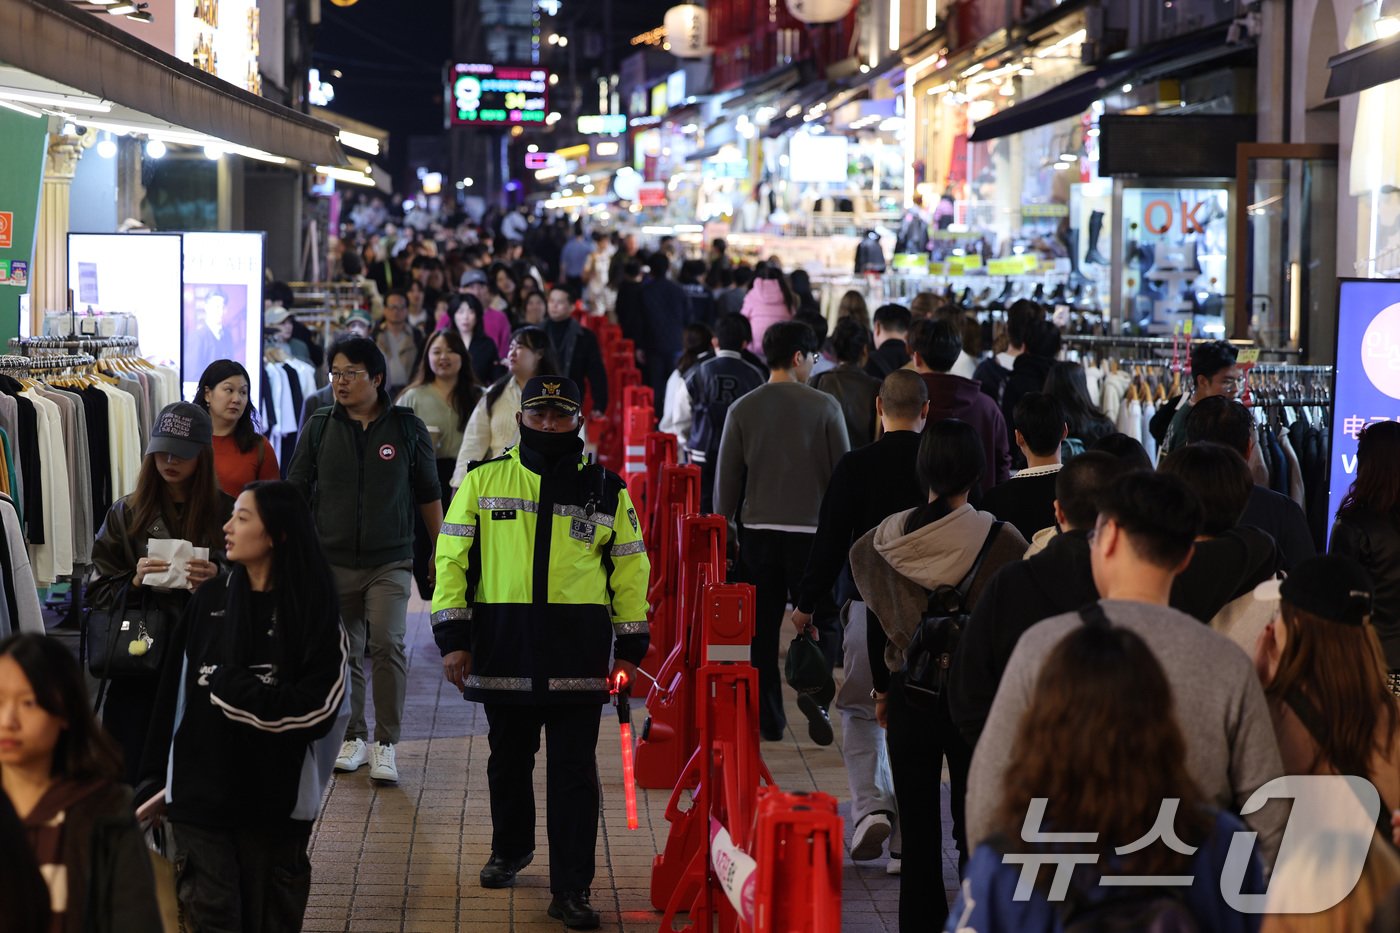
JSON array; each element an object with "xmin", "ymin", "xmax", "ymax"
[
  {"xmin": 85, "ymin": 581, "xmax": 173, "ymax": 711},
  {"xmin": 901, "ymin": 521, "xmax": 1004, "ymax": 709}
]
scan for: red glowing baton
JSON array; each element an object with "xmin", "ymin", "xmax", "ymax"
[{"xmin": 611, "ymin": 670, "xmax": 640, "ymax": 830}]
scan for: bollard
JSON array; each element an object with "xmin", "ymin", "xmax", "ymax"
[{"xmin": 749, "ymin": 788, "xmax": 843, "ymax": 933}]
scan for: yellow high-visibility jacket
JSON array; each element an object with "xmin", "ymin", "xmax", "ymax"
[{"xmin": 432, "ymin": 445, "xmax": 650, "ymax": 704}]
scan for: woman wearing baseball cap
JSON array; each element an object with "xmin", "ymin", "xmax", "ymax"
[{"xmin": 88, "ymin": 402, "xmax": 234, "ymax": 782}]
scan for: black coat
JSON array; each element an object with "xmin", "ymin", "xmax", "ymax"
[{"xmin": 1332, "ymin": 508, "xmax": 1400, "ymax": 668}]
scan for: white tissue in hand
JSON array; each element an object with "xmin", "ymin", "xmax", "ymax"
[{"xmin": 142, "ymin": 540, "xmax": 210, "ymax": 590}]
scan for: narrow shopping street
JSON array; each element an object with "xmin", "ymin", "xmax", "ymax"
[{"xmin": 302, "ymin": 595, "xmax": 958, "ymax": 932}]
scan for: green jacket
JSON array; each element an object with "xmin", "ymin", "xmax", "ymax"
[{"xmin": 287, "ymin": 390, "xmax": 441, "ymax": 568}]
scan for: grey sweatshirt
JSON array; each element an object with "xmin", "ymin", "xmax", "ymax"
[
  {"xmin": 964, "ymin": 599, "xmax": 1287, "ymax": 870},
  {"xmin": 714, "ymin": 381, "xmax": 850, "ymax": 531}
]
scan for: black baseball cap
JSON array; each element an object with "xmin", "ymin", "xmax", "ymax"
[
  {"xmin": 1269, "ymin": 555, "xmax": 1375, "ymax": 627},
  {"xmin": 520, "ymin": 376, "xmax": 581, "ymax": 414},
  {"xmin": 147, "ymin": 402, "xmax": 213, "ymax": 461}
]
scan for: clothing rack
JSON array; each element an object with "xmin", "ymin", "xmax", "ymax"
[
  {"xmin": 10, "ymin": 335, "xmax": 140, "ymax": 352},
  {"xmin": 1059, "ymin": 333, "xmax": 1302, "ymax": 359},
  {"xmin": 0, "ymin": 353, "xmax": 97, "ymax": 373}
]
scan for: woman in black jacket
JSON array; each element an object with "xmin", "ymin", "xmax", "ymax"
[
  {"xmin": 1, "ymin": 634, "xmax": 161, "ymax": 933},
  {"xmin": 140, "ymin": 481, "xmax": 348, "ymax": 933},
  {"xmin": 87, "ymin": 403, "xmax": 232, "ymax": 784},
  {"xmin": 1332, "ymin": 421, "xmax": 1400, "ymax": 689}
]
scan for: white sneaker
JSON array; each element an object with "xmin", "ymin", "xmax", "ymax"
[
  {"xmin": 369, "ymin": 743, "xmax": 398, "ymax": 783},
  {"xmin": 886, "ymin": 854, "xmax": 901, "ymax": 875},
  {"xmin": 849, "ymin": 812, "xmax": 892, "ymax": 861},
  {"xmin": 334, "ymin": 738, "xmax": 368, "ymax": 772}
]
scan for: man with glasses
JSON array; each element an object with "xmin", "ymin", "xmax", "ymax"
[
  {"xmin": 1159, "ymin": 339, "xmax": 1243, "ymax": 457},
  {"xmin": 373, "ymin": 289, "xmax": 425, "ymax": 398},
  {"xmin": 714, "ymin": 320, "xmax": 850, "ymax": 744},
  {"xmin": 288, "ymin": 335, "xmax": 443, "ymax": 784}
]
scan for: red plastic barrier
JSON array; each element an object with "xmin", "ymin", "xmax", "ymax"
[
  {"xmin": 635, "ymin": 514, "xmax": 727, "ymax": 789},
  {"xmin": 622, "ymin": 406, "xmax": 654, "ymax": 479},
  {"xmin": 640, "ymin": 465, "xmax": 700, "ymax": 676},
  {"xmin": 750, "ymin": 788, "xmax": 843, "ymax": 933},
  {"xmin": 640, "ymin": 432, "xmax": 679, "ymax": 539}
]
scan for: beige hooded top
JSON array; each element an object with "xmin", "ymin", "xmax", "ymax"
[{"xmin": 849, "ymin": 502, "xmax": 1027, "ymax": 675}]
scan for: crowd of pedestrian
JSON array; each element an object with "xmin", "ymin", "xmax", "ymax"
[{"xmin": 4, "ymin": 201, "xmax": 1400, "ymax": 933}]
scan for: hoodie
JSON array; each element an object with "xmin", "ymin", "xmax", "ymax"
[
  {"xmin": 948, "ymin": 529, "xmax": 1098, "ymax": 745},
  {"xmin": 1171, "ymin": 526, "xmax": 1281, "ymax": 623},
  {"xmin": 849, "ymin": 503, "xmax": 1027, "ymax": 690},
  {"xmin": 920, "ymin": 372, "xmax": 1012, "ymax": 492},
  {"xmin": 740, "ymin": 278, "xmax": 793, "ymax": 353}
]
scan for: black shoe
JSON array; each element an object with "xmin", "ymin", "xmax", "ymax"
[
  {"xmin": 548, "ymin": 890, "xmax": 601, "ymax": 929},
  {"xmin": 479, "ymin": 851, "xmax": 533, "ymax": 889},
  {"xmin": 797, "ymin": 693, "xmax": 834, "ymax": 746}
]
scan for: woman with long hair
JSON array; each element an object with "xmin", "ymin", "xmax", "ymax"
[
  {"xmin": 138, "ymin": 482, "xmax": 347, "ymax": 933},
  {"xmin": 1044, "ymin": 359, "xmax": 1116, "ymax": 448},
  {"xmin": 659, "ymin": 323, "xmax": 714, "ymax": 458},
  {"xmin": 397, "ymin": 330, "xmax": 483, "ymax": 597},
  {"xmin": 87, "ymin": 403, "xmax": 232, "ymax": 783},
  {"xmin": 488, "ymin": 262, "xmax": 519, "ymax": 315},
  {"xmin": 740, "ymin": 262, "xmax": 796, "ymax": 353},
  {"xmin": 1, "ymin": 634, "xmax": 162, "ymax": 932},
  {"xmin": 951, "ymin": 623, "xmax": 1260, "ymax": 931},
  {"xmin": 1332, "ymin": 421, "xmax": 1400, "ymax": 685},
  {"xmin": 837, "ymin": 289, "xmax": 871, "ymax": 334},
  {"xmin": 449, "ymin": 293, "xmax": 501, "ymax": 384},
  {"xmin": 521, "ymin": 290, "xmax": 547, "ymax": 327},
  {"xmin": 195, "ymin": 360, "xmax": 280, "ymax": 497},
  {"xmin": 849, "ymin": 420, "xmax": 1027, "ymax": 929},
  {"xmin": 451, "ymin": 325, "xmax": 562, "ymax": 485}
]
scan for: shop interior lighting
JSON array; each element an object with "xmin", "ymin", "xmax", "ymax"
[
  {"xmin": 145, "ymin": 138, "xmax": 166, "ymax": 158},
  {"xmin": 204, "ymin": 144, "xmax": 223, "ymax": 160},
  {"xmin": 595, "ymin": 141, "xmax": 620, "ymax": 155},
  {"xmin": 1122, "ymin": 83, "xmax": 1133, "ymax": 93},
  {"xmin": 1053, "ymin": 162, "xmax": 1070, "ymax": 171},
  {"xmin": 0, "ymin": 88, "xmax": 111, "ymax": 113},
  {"xmin": 337, "ymin": 130, "xmax": 380, "ymax": 156},
  {"xmin": 95, "ymin": 132, "xmax": 117, "ymax": 158},
  {"xmin": 317, "ymin": 165, "xmax": 375, "ymax": 187},
  {"xmin": 1060, "ymin": 153, "xmax": 1078, "ymax": 161},
  {"xmin": 0, "ymin": 98, "xmax": 44, "ymax": 118},
  {"xmin": 961, "ymin": 63, "xmax": 985, "ymax": 78},
  {"xmin": 108, "ymin": 3, "xmax": 139, "ymax": 14},
  {"xmin": 1036, "ymin": 28, "xmax": 1086, "ymax": 58},
  {"xmin": 889, "ymin": 0, "xmax": 901, "ymax": 52}
]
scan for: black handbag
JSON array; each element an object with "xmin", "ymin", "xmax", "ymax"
[
  {"xmin": 901, "ymin": 522, "xmax": 1003, "ymax": 709},
  {"xmin": 85, "ymin": 582, "xmax": 172, "ymax": 697}
]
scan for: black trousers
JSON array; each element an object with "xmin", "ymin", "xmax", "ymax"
[
  {"xmin": 412, "ymin": 458, "xmax": 456, "ymax": 599},
  {"xmin": 737, "ymin": 529, "xmax": 840, "ymax": 737},
  {"xmin": 102, "ymin": 676, "xmax": 160, "ymax": 786},
  {"xmin": 484, "ymin": 703, "xmax": 603, "ymax": 894},
  {"xmin": 171, "ymin": 821, "xmax": 313, "ymax": 933},
  {"xmin": 885, "ymin": 673, "xmax": 972, "ymax": 932}
]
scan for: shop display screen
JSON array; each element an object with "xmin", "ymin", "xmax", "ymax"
[
  {"xmin": 1119, "ymin": 186, "xmax": 1230, "ymax": 335},
  {"xmin": 448, "ymin": 63, "xmax": 550, "ymax": 126},
  {"xmin": 180, "ymin": 232, "xmax": 264, "ymax": 403},
  {"xmin": 66, "ymin": 233, "xmax": 183, "ymax": 371},
  {"xmin": 1328, "ymin": 279, "xmax": 1400, "ymax": 545}
]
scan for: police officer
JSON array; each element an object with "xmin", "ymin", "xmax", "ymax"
[{"xmin": 433, "ymin": 375, "xmax": 650, "ymax": 931}]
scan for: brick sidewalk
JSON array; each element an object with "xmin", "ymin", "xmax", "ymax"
[{"xmin": 304, "ymin": 598, "xmax": 958, "ymax": 932}]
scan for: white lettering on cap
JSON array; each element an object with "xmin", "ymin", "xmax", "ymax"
[{"xmin": 157, "ymin": 413, "xmax": 193, "ymax": 438}]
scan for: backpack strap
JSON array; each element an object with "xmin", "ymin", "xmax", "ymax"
[
  {"xmin": 1285, "ymin": 686, "xmax": 1397, "ymax": 847},
  {"xmin": 390, "ymin": 404, "xmax": 420, "ymax": 476},
  {"xmin": 306, "ymin": 409, "xmax": 332, "ymax": 494},
  {"xmin": 1077, "ymin": 601, "xmax": 1112, "ymax": 628},
  {"xmin": 954, "ymin": 521, "xmax": 1005, "ymax": 600}
]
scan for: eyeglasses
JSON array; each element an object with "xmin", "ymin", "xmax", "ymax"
[{"xmin": 329, "ymin": 369, "xmax": 368, "ymax": 383}]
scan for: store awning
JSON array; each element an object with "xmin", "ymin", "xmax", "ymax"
[
  {"xmin": 967, "ymin": 25, "xmax": 1248, "ymax": 143},
  {"xmin": 0, "ymin": 0, "xmax": 346, "ymax": 166},
  {"xmin": 1325, "ymin": 32, "xmax": 1400, "ymax": 98}
]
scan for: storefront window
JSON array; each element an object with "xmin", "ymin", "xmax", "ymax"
[{"xmin": 1118, "ymin": 183, "xmax": 1230, "ymax": 335}]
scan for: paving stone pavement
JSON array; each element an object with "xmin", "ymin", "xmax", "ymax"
[{"xmin": 305, "ymin": 596, "xmax": 960, "ymax": 932}]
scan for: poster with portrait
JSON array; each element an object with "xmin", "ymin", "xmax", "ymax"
[
  {"xmin": 1328, "ymin": 278, "xmax": 1400, "ymax": 545},
  {"xmin": 180, "ymin": 232, "xmax": 264, "ymax": 402}
]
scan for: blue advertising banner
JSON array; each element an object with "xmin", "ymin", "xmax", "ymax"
[{"xmin": 1329, "ymin": 279, "xmax": 1400, "ymax": 543}]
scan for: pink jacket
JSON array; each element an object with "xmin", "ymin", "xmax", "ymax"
[{"xmin": 740, "ymin": 279, "xmax": 793, "ymax": 353}]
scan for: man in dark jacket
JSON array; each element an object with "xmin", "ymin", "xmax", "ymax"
[
  {"xmin": 1184, "ymin": 396, "xmax": 1316, "ymax": 571},
  {"xmin": 543, "ymin": 286, "xmax": 608, "ymax": 417},
  {"xmin": 979, "ymin": 393, "xmax": 1067, "ymax": 540},
  {"xmin": 684, "ymin": 313, "xmax": 766, "ymax": 512},
  {"xmin": 287, "ymin": 336, "xmax": 442, "ymax": 786},
  {"xmin": 999, "ymin": 318, "xmax": 1060, "ymax": 469},
  {"xmin": 865, "ymin": 303, "xmax": 912, "ymax": 379},
  {"xmin": 790, "ymin": 370, "xmax": 927, "ymax": 869},
  {"xmin": 972, "ymin": 299, "xmax": 1042, "ymax": 408},
  {"xmin": 948, "ymin": 451, "xmax": 1130, "ymax": 745},
  {"xmin": 911, "ymin": 319, "xmax": 1011, "ymax": 494},
  {"xmin": 639, "ymin": 253, "xmax": 689, "ymax": 410}
]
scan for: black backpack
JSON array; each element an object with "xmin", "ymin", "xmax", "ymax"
[
  {"xmin": 901, "ymin": 522, "xmax": 1002, "ymax": 708},
  {"xmin": 1058, "ymin": 886, "xmax": 1200, "ymax": 933}
]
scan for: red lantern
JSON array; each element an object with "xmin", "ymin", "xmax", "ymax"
[{"xmin": 785, "ymin": 0, "xmax": 857, "ymax": 24}]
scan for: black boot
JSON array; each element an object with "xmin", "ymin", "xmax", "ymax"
[
  {"xmin": 1084, "ymin": 209, "xmax": 1109, "ymax": 265},
  {"xmin": 479, "ymin": 852, "xmax": 533, "ymax": 889},
  {"xmin": 549, "ymin": 890, "xmax": 601, "ymax": 929},
  {"xmin": 1064, "ymin": 227, "xmax": 1089, "ymax": 286}
]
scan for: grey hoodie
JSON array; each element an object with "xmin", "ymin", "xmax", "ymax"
[{"xmin": 850, "ymin": 503, "xmax": 1027, "ymax": 675}]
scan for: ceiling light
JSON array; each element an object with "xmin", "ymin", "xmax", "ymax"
[
  {"xmin": 145, "ymin": 138, "xmax": 166, "ymax": 158},
  {"xmin": 1377, "ymin": 18, "xmax": 1400, "ymax": 39},
  {"xmin": 96, "ymin": 133, "xmax": 117, "ymax": 158},
  {"xmin": 0, "ymin": 99, "xmax": 43, "ymax": 118},
  {"xmin": 0, "ymin": 88, "xmax": 111, "ymax": 113},
  {"xmin": 204, "ymin": 144, "xmax": 223, "ymax": 160},
  {"xmin": 1060, "ymin": 153, "xmax": 1078, "ymax": 161},
  {"xmin": 317, "ymin": 165, "xmax": 375, "ymax": 187},
  {"xmin": 108, "ymin": 3, "xmax": 138, "ymax": 14},
  {"xmin": 337, "ymin": 130, "xmax": 380, "ymax": 155},
  {"xmin": 126, "ymin": 10, "xmax": 152, "ymax": 22},
  {"xmin": 1122, "ymin": 83, "xmax": 1133, "ymax": 93},
  {"xmin": 1053, "ymin": 162, "xmax": 1070, "ymax": 171}
]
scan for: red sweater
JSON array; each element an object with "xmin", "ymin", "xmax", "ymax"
[{"xmin": 212, "ymin": 434, "xmax": 280, "ymax": 498}]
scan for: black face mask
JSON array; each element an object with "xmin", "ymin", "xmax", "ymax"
[{"xmin": 518, "ymin": 421, "xmax": 583, "ymax": 464}]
